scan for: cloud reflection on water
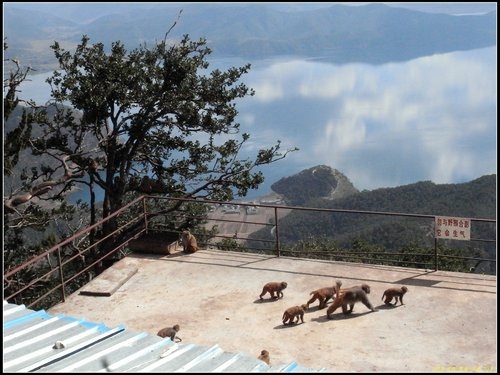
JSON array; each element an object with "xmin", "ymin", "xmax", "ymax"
[
  {"xmin": 15, "ymin": 47, "xmax": 496, "ymax": 195},
  {"xmin": 238, "ymin": 46, "xmax": 496, "ymax": 191}
]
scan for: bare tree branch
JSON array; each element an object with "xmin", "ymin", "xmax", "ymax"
[{"xmin": 4, "ymin": 155, "xmax": 83, "ymax": 214}]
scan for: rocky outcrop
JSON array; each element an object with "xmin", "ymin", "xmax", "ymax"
[{"xmin": 270, "ymin": 165, "xmax": 358, "ymax": 205}]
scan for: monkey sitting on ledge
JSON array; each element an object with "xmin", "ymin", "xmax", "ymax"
[{"xmin": 181, "ymin": 230, "xmax": 199, "ymax": 254}]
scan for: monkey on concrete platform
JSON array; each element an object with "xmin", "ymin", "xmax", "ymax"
[
  {"xmin": 258, "ymin": 349, "xmax": 270, "ymax": 365},
  {"xmin": 181, "ymin": 230, "xmax": 199, "ymax": 254},
  {"xmin": 306, "ymin": 285, "xmax": 336, "ymax": 309},
  {"xmin": 260, "ymin": 281, "xmax": 287, "ymax": 300},
  {"xmin": 157, "ymin": 324, "xmax": 182, "ymax": 342},
  {"xmin": 382, "ymin": 286, "xmax": 408, "ymax": 305},
  {"xmin": 326, "ymin": 280, "xmax": 376, "ymax": 319},
  {"xmin": 282, "ymin": 304, "xmax": 308, "ymax": 325}
]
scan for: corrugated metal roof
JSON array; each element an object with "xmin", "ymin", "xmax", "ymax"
[{"xmin": 3, "ymin": 301, "xmax": 327, "ymax": 372}]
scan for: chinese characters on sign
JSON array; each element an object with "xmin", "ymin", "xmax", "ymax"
[{"xmin": 434, "ymin": 216, "xmax": 471, "ymax": 240}]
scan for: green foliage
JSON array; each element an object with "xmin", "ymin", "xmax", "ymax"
[
  {"xmin": 270, "ymin": 165, "xmax": 359, "ymax": 206},
  {"xmin": 272, "ymin": 167, "xmax": 338, "ymax": 206},
  {"xmin": 4, "ymin": 40, "xmax": 87, "ymax": 280},
  {"xmin": 254, "ymin": 174, "xmax": 496, "ymax": 271},
  {"xmin": 41, "ymin": 33, "xmax": 296, "ymax": 222},
  {"xmin": 279, "ymin": 237, "xmax": 478, "ymax": 273},
  {"xmin": 5, "ymin": 26, "xmax": 296, "ymax": 238},
  {"xmin": 216, "ymin": 237, "xmax": 242, "ymax": 251}
]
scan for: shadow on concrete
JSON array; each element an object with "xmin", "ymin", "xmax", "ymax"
[
  {"xmin": 310, "ymin": 310, "xmax": 376, "ymax": 323},
  {"xmin": 304, "ymin": 305, "xmax": 329, "ymax": 313},
  {"xmin": 253, "ymin": 298, "xmax": 282, "ymax": 304},
  {"xmin": 374, "ymin": 303, "xmax": 403, "ymax": 310},
  {"xmin": 133, "ymin": 251, "xmax": 495, "ymax": 294},
  {"xmin": 395, "ymin": 276, "xmax": 440, "ymax": 287},
  {"xmin": 273, "ymin": 322, "xmax": 307, "ymax": 329}
]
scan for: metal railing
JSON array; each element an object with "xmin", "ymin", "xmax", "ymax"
[
  {"xmin": 3, "ymin": 195, "xmax": 496, "ymax": 310},
  {"xmin": 3, "ymin": 195, "xmax": 149, "ymax": 309}
]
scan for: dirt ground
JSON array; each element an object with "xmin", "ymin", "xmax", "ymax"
[{"xmin": 48, "ymin": 249, "xmax": 497, "ymax": 372}]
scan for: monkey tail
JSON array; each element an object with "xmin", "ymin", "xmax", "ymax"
[
  {"xmin": 334, "ymin": 280, "xmax": 342, "ymax": 302},
  {"xmin": 334, "ymin": 280, "xmax": 342, "ymax": 294},
  {"xmin": 333, "ymin": 280, "xmax": 343, "ymax": 304},
  {"xmin": 327, "ymin": 280, "xmax": 343, "ymax": 319}
]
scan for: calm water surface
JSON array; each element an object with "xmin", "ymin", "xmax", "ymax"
[{"xmin": 17, "ymin": 47, "xmax": 497, "ymax": 200}]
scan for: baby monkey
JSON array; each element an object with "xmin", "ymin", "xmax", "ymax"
[
  {"xmin": 258, "ymin": 349, "xmax": 270, "ymax": 365},
  {"xmin": 282, "ymin": 304, "xmax": 308, "ymax": 325},
  {"xmin": 157, "ymin": 324, "xmax": 182, "ymax": 342},
  {"xmin": 382, "ymin": 286, "xmax": 408, "ymax": 305}
]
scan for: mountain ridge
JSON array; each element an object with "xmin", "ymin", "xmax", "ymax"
[
  {"xmin": 250, "ymin": 165, "xmax": 496, "ymax": 274},
  {"xmin": 270, "ymin": 165, "xmax": 359, "ymax": 205},
  {"xmin": 4, "ymin": 3, "xmax": 496, "ymax": 73},
  {"xmin": 269, "ymin": 164, "xmax": 496, "ymax": 219}
]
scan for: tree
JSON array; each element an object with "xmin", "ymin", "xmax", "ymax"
[
  {"xmin": 4, "ymin": 31, "xmax": 296, "ymax": 245},
  {"xmin": 4, "ymin": 40, "xmax": 96, "ymax": 309}
]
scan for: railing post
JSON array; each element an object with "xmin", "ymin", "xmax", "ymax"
[
  {"xmin": 434, "ymin": 237, "xmax": 438, "ymax": 271},
  {"xmin": 143, "ymin": 196, "xmax": 149, "ymax": 234},
  {"xmin": 274, "ymin": 207, "xmax": 280, "ymax": 257},
  {"xmin": 57, "ymin": 246, "xmax": 66, "ymax": 302}
]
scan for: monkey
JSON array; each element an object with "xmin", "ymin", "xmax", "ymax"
[
  {"xmin": 326, "ymin": 280, "xmax": 376, "ymax": 319},
  {"xmin": 157, "ymin": 324, "xmax": 182, "ymax": 342},
  {"xmin": 259, "ymin": 281, "xmax": 287, "ymax": 300},
  {"xmin": 306, "ymin": 283, "xmax": 365, "ymax": 309},
  {"xmin": 181, "ymin": 230, "xmax": 199, "ymax": 254},
  {"xmin": 306, "ymin": 286, "xmax": 336, "ymax": 309},
  {"xmin": 258, "ymin": 349, "xmax": 270, "ymax": 365},
  {"xmin": 282, "ymin": 304, "xmax": 308, "ymax": 325},
  {"xmin": 382, "ymin": 286, "xmax": 408, "ymax": 305}
]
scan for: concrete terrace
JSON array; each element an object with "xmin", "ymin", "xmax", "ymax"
[{"xmin": 47, "ymin": 249, "xmax": 497, "ymax": 373}]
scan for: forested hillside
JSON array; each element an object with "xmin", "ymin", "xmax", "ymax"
[
  {"xmin": 249, "ymin": 170, "xmax": 496, "ymax": 271},
  {"xmin": 4, "ymin": 3, "xmax": 496, "ymax": 73},
  {"xmin": 270, "ymin": 165, "xmax": 495, "ymax": 217},
  {"xmin": 270, "ymin": 165, "xmax": 359, "ymax": 205}
]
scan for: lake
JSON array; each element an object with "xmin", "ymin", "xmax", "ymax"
[{"xmin": 15, "ymin": 46, "xmax": 497, "ymax": 201}]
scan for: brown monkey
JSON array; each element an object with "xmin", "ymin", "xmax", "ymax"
[
  {"xmin": 326, "ymin": 280, "xmax": 376, "ymax": 319},
  {"xmin": 157, "ymin": 324, "xmax": 182, "ymax": 342},
  {"xmin": 307, "ymin": 283, "xmax": 368, "ymax": 309},
  {"xmin": 382, "ymin": 286, "xmax": 408, "ymax": 305},
  {"xmin": 259, "ymin": 281, "xmax": 287, "ymax": 300},
  {"xmin": 306, "ymin": 286, "xmax": 336, "ymax": 309},
  {"xmin": 258, "ymin": 349, "xmax": 270, "ymax": 365},
  {"xmin": 282, "ymin": 304, "xmax": 308, "ymax": 325},
  {"xmin": 181, "ymin": 230, "xmax": 198, "ymax": 254}
]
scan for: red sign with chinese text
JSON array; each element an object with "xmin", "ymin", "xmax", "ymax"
[{"xmin": 434, "ymin": 216, "xmax": 471, "ymax": 240}]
